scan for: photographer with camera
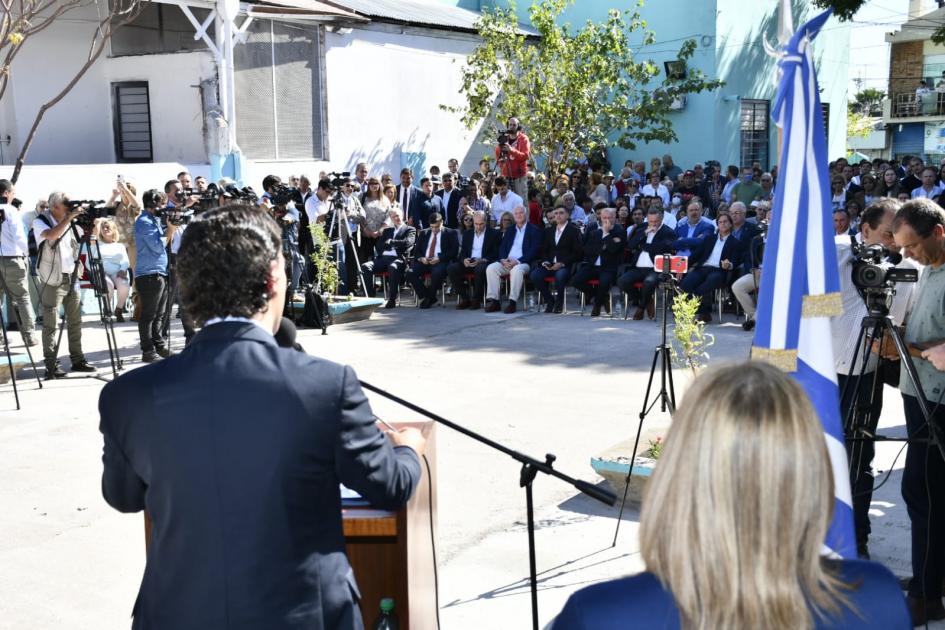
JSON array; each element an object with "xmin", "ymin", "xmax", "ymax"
[
  {"xmin": 261, "ymin": 175, "xmax": 306, "ymax": 294},
  {"xmin": 0, "ymin": 179, "xmax": 38, "ymax": 346},
  {"xmin": 163, "ymin": 179, "xmax": 197, "ymax": 345},
  {"xmin": 134, "ymin": 190, "xmax": 176, "ymax": 363},
  {"xmin": 495, "ymin": 117, "xmax": 531, "ymax": 201},
  {"xmin": 33, "ymin": 192, "xmax": 96, "ymax": 378},
  {"xmin": 830, "ymin": 199, "xmax": 917, "ymax": 559}
]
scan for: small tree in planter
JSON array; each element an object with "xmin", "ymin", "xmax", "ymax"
[
  {"xmin": 670, "ymin": 291, "xmax": 714, "ymax": 375},
  {"xmin": 309, "ymin": 226, "xmax": 341, "ymax": 297},
  {"xmin": 306, "ymin": 225, "xmax": 384, "ymax": 327}
]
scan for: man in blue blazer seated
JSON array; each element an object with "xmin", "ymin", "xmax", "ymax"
[
  {"xmin": 98, "ymin": 205, "xmax": 426, "ymax": 630},
  {"xmin": 671, "ymin": 199, "xmax": 716, "ymax": 257},
  {"xmin": 617, "ymin": 207, "xmax": 677, "ymax": 320},
  {"xmin": 484, "ymin": 205, "xmax": 542, "ymax": 314},
  {"xmin": 678, "ymin": 210, "xmax": 742, "ymax": 323},
  {"xmin": 406, "ymin": 212, "xmax": 459, "ymax": 308}
]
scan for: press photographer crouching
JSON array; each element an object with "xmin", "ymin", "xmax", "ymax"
[
  {"xmin": 134, "ymin": 190, "xmax": 176, "ymax": 363},
  {"xmin": 99, "ymin": 205, "xmax": 425, "ymax": 628},
  {"xmin": 830, "ymin": 198, "xmax": 917, "ymax": 560}
]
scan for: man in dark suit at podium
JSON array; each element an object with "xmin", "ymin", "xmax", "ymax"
[{"xmin": 98, "ymin": 205, "xmax": 425, "ymax": 630}]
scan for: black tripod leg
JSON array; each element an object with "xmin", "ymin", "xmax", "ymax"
[
  {"xmin": 663, "ymin": 346, "xmax": 677, "ymax": 413},
  {"xmin": 521, "ymin": 466, "xmax": 540, "ymax": 630},
  {"xmin": 0, "ymin": 310, "xmax": 20, "ymax": 410}
]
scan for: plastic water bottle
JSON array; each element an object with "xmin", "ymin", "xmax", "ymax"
[{"xmin": 373, "ymin": 598, "xmax": 399, "ymax": 630}]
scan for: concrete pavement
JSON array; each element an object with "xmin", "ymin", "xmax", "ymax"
[{"xmin": 0, "ymin": 300, "xmax": 933, "ymax": 629}]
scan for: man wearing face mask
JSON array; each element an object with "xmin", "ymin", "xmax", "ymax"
[{"xmin": 495, "ymin": 116, "xmax": 531, "ymax": 201}]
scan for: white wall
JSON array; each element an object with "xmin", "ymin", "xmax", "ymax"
[
  {"xmin": 0, "ymin": 2, "xmax": 214, "ymax": 169},
  {"xmin": 243, "ymin": 23, "xmax": 492, "ymax": 187}
]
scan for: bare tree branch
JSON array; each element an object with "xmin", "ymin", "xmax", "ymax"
[{"xmin": 11, "ymin": 0, "xmax": 142, "ymax": 183}]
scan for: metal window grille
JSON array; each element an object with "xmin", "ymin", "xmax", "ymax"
[
  {"xmin": 740, "ymin": 99, "xmax": 769, "ymax": 170},
  {"xmin": 234, "ymin": 19, "xmax": 326, "ymax": 160},
  {"xmin": 112, "ymin": 82, "xmax": 153, "ymax": 162}
]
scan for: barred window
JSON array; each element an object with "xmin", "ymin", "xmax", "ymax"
[
  {"xmin": 234, "ymin": 19, "xmax": 327, "ymax": 161},
  {"xmin": 740, "ymin": 99, "xmax": 769, "ymax": 170}
]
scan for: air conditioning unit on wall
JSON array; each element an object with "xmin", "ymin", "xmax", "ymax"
[{"xmin": 669, "ymin": 95, "xmax": 687, "ymax": 111}]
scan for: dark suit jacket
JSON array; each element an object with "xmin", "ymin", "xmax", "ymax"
[
  {"xmin": 538, "ymin": 223, "xmax": 584, "ymax": 267},
  {"xmin": 554, "ymin": 560, "xmax": 910, "ymax": 630},
  {"xmin": 583, "ymin": 225, "xmax": 627, "ymax": 270},
  {"xmin": 374, "ymin": 223, "xmax": 416, "ymax": 260},
  {"xmin": 689, "ymin": 232, "xmax": 743, "ymax": 269},
  {"xmin": 416, "ymin": 194, "xmax": 444, "ymax": 231},
  {"xmin": 435, "ymin": 188, "xmax": 464, "ymax": 229},
  {"xmin": 626, "ymin": 223, "xmax": 676, "ymax": 267},
  {"xmin": 99, "ymin": 322, "xmax": 421, "ymax": 630},
  {"xmin": 414, "ymin": 226, "xmax": 459, "ymax": 264},
  {"xmin": 395, "ymin": 184, "xmax": 423, "ymax": 227},
  {"xmin": 498, "ymin": 222, "xmax": 542, "ymax": 264},
  {"xmin": 459, "ymin": 227, "xmax": 501, "ymax": 262}
]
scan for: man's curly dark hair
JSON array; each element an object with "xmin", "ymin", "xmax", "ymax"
[{"xmin": 177, "ymin": 205, "xmax": 282, "ymax": 326}]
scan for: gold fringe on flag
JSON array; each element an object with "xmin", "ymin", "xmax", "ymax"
[
  {"xmin": 802, "ymin": 292, "xmax": 842, "ymax": 318},
  {"xmin": 751, "ymin": 347, "xmax": 798, "ymax": 372}
]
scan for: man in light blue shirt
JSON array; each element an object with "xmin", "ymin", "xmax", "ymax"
[{"xmin": 134, "ymin": 189, "xmax": 177, "ymax": 362}]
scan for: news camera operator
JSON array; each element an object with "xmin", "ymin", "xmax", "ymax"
[
  {"xmin": 870, "ymin": 198, "xmax": 945, "ymax": 624},
  {"xmin": 260, "ymin": 174, "xmax": 306, "ymax": 294},
  {"xmin": 495, "ymin": 116, "xmax": 531, "ymax": 201},
  {"xmin": 830, "ymin": 199, "xmax": 917, "ymax": 560},
  {"xmin": 163, "ymin": 179, "xmax": 197, "ymax": 345},
  {"xmin": 133, "ymin": 190, "xmax": 176, "ymax": 363},
  {"xmin": 0, "ymin": 179, "xmax": 38, "ymax": 346},
  {"xmin": 99, "ymin": 204, "xmax": 426, "ymax": 629},
  {"xmin": 33, "ymin": 192, "xmax": 96, "ymax": 378}
]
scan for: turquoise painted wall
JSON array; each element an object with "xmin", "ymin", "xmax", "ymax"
[{"xmin": 432, "ymin": 0, "xmax": 850, "ymax": 170}]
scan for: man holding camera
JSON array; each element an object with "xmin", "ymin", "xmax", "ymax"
[
  {"xmin": 830, "ymin": 199, "xmax": 916, "ymax": 560},
  {"xmin": 0, "ymin": 179, "xmax": 38, "ymax": 346},
  {"xmin": 495, "ymin": 117, "xmax": 530, "ymax": 201},
  {"xmin": 33, "ymin": 192, "xmax": 96, "ymax": 378},
  {"xmin": 100, "ymin": 205, "xmax": 425, "ymax": 629},
  {"xmin": 134, "ymin": 190, "xmax": 176, "ymax": 363}
]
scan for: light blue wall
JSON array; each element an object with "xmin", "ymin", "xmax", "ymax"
[{"xmin": 432, "ymin": 0, "xmax": 850, "ymax": 171}]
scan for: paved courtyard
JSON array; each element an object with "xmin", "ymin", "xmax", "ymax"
[{"xmin": 0, "ymin": 299, "xmax": 936, "ymax": 629}]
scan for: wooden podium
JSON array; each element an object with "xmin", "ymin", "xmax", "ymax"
[
  {"xmin": 143, "ymin": 421, "xmax": 437, "ymax": 629},
  {"xmin": 344, "ymin": 420, "xmax": 438, "ymax": 629}
]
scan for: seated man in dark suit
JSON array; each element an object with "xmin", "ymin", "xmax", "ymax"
[
  {"xmin": 728, "ymin": 201, "xmax": 760, "ymax": 274},
  {"xmin": 617, "ymin": 206, "xmax": 677, "ymax": 320},
  {"xmin": 573, "ymin": 207, "xmax": 627, "ymax": 316},
  {"xmin": 406, "ymin": 212, "xmax": 459, "ymax": 308},
  {"xmin": 447, "ymin": 210, "xmax": 500, "ymax": 310},
  {"xmin": 99, "ymin": 205, "xmax": 426, "ymax": 630},
  {"xmin": 679, "ymin": 211, "xmax": 742, "ymax": 323},
  {"xmin": 361, "ymin": 207, "xmax": 416, "ymax": 309},
  {"xmin": 529, "ymin": 206, "xmax": 583, "ymax": 313}
]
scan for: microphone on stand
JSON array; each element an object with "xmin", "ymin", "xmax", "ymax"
[{"xmin": 274, "ymin": 317, "xmax": 304, "ymax": 352}]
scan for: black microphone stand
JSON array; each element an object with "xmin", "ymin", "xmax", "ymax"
[{"xmin": 358, "ymin": 379, "xmax": 616, "ymax": 630}]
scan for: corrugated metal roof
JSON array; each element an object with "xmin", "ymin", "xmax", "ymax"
[
  {"xmin": 329, "ymin": 0, "xmax": 537, "ymax": 35},
  {"xmin": 252, "ymin": 0, "xmax": 368, "ymax": 21}
]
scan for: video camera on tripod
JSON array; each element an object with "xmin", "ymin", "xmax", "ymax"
[
  {"xmin": 850, "ymin": 242, "xmax": 918, "ymax": 291},
  {"xmin": 66, "ymin": 200, "xmax": 112, "ymax": 232},
  {"xmin": 153, "ymin": 205, "xmax": 194, "ymax": 227}
]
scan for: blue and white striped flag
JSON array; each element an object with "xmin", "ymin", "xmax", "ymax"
[{"xmin": 751, "ymin": 9, "xmax": 856, "ymax": 558}]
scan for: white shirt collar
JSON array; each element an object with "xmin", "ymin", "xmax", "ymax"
[{"xmin": 203, "ymin": 316, "xmax": 273, "ymax": 335}]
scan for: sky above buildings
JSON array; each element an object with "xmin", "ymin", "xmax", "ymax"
[{"xmin": 846, "ymin": 0, "xmax": 910, "ymax": 93}]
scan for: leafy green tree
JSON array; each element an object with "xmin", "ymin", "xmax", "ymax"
[
  {"xmin": 850, "ymin": 87, "xmax": 884, "ymax": 115},
  {"xmin": 442, "ymin": 0, "xmax": 723, "ymax": 178},
  {"xmin": 815, "ymin": 0, "xmax": 945, "ymax": 43}
]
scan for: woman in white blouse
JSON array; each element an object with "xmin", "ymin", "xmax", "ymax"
[{"xmin": 93, "ymin": 218, "xmax": 131, "ymax": 322}]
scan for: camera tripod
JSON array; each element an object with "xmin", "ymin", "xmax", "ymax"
[
  {"xmin": 52, "ymin": 226, "xmax": 122, "ymax": 380},
  {"xmin": 612, "ymin": 265, "xmax": 678, "ymax": 545},
  {"xmin": 0, "ymin": 268, "xmax": 43, "ymax": 410},
  {"xmin": 326, "ymin": 189, "xmax": 367, "ymax": 296}
]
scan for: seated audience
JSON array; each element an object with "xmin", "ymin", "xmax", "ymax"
[
  {"xmin": 93, "ymin": 218, "xmax": 131, "ymax": 322},
  {"xmin": 573, "ymin": 208, "xmax": 627, "ymax": 316},
  {"xmin": 529, "ymin": 207, "xmax": 583, "ymax": 313},
  {"xmin": 406, "ymin": 212, "xmax": 458, "ymax": 309},
  {"xmin": 362, "ymin": 207, "xmax": 415, "ymax": 309},
  {"xmin": 671, "ymin": 199, "xmax": 714, "ymax": 257},
  {"xmin": 485, "ymin": 206, "xmax": 541, "ymax": 314},
  {"xmin": 554, "ymin": 362, "xmax": 911, "ymax": 630},
  {"xmin": 448, "ymin": 210, "xmax": 500, "ymax": 310},
  {"xmin": 678, "ymin": 211, "xmax": 741, "ymax": 323},
  {"xmin": 617, "ymin": 207, "xmax": 676, "ymax": 320}
]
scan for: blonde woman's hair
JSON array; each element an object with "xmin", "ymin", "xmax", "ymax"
[
  {"xmin": 639, "ymin": 361, "xmax": 849, "ymax": 630},
  {"xmin": 99, "ymin": 218, "xmax": 120, "ymax": 242}
]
